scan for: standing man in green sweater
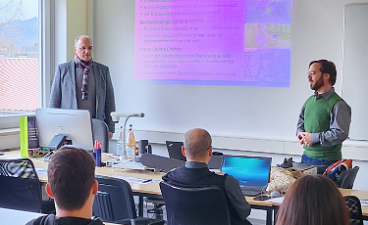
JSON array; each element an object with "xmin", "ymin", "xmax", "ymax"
[{"xmin": 296, "ymin": 60, "xmax": 351, "ymax": 166}]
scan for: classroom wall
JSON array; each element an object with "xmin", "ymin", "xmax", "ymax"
[
  {"xmin": 54, "ymin": 0, "xmax": 88, "ymax": 66},
  {"xmin": 89, "ymin": 0, "xmax": 368, "ymax": 161},
  {"xmin": 66, "ymin": 0, "xmax": 88, "ymax": 61},
  {"xmin": 342, "ymin": 4, "xmax": 368, "ymax": 141}
]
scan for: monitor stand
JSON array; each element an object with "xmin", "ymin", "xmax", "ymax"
[
  {"xmin": 42, "ymin": 151, "xmax": 54, "ymax": 162},
  {"xmin": 47, "ymin": 134, "xmax": 67, "ymax": 150}
]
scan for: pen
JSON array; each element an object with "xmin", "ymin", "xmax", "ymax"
[{"xmin": 143, "ymin": 179, "xmax": 152, "ymax": 183}]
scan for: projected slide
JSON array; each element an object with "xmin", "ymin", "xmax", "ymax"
[{"xmin": 135, "ymin": 0, "xmax": 292, "ymax": 87}]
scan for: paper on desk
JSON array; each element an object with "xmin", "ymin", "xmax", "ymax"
[
  {"xmin": 116, "ymin": 176, "xmax": 158, "ymax": 185},
  {"xmin": 35, "ymin": 168, "xmax": 48, "ymax": 174},
  {"xmin": 360, "ymin": 199, "xmax": 368, "ymax": 206},
  {"xmin": 266, "ymin": 197, "xmax": 284, "ymax": 204}
]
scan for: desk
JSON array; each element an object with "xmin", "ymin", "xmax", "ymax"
[
  {"xmin": 340, "ymin": 189, "xmax": 368, "ymax": 220},
  {"xmin": 0, "ymin": 151, "xmax": 278, "ymax": 224},
  {"xmin": 0, "ymin": 207, "xmax": 120, "ymax": 225},
  {"xmin": 259, "ymin": 189, "xmax": 368, "ymax": 225},
  {"xmin": 1, "ymin": 150, "xmax": 163, "ymax": 217},
  {"xmin": 0, "ymin": 151, "xmax": 163, "ymax": 194},
  {"xmin": 2, "ymin": 151, "xmax": 368, "ymax": 225},
  {"xmin": 0, "ymin": 207, "xmax": 45, "ymax": 224}
]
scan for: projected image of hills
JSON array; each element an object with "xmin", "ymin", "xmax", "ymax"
[{"xmin": 135, "ymin": 0, "xmax": 292, "ymax": 87}]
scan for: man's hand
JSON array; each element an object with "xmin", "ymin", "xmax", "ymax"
[
  {"xmin": 109, "ymin": 132, "xmax": 113, "ymax": 139},
  {"xmin": 301, "ymin": 132, "xmax": 312, "ymax": 146},
  {"xmin": 296, "ymin": 132, "xmax": 306, "ymax": 144}
]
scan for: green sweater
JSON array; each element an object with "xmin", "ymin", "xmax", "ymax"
[{"xmin": 303, "ymin": 92, "xmax": 342, "ymax": 161}]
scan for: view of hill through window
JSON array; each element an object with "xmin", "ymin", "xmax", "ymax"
[{"xmin": 0, "ymin": 0, "xmax": 39, "ymax": 114}]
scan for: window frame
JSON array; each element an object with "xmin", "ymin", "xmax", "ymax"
[{"xmin": 0, "ymin": 0, "xmax": 55, "ymax": 149}]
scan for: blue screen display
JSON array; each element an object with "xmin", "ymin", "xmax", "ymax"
[{"xmin": 221, "ymin": 156, "xmax": 272, "ymax": 187}]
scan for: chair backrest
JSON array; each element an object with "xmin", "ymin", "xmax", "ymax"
[
  {"xmin": 345, "ymin": 195, "xmax": 363, "ymax": 225},
  {"xmin": 335, "ymin": 166, "xmax": 359, "ymax": 189},
  {"xmin": 160, "ymin": 181, "xmax": 231, "ymax": 225},
  {"xmin": 0, "ymin": 158, "xmax": 41, "ymax": 212},
  {"xmin": 92, "ymin": 118, "xmax": 109, "ymax": 153},
  {"xmin": 92, "ymin": 175, "xmax": 136, "ymax": 222}
]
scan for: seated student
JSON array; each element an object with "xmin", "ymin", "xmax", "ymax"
[
  {"xmin": 26, "ymin": 146, "xmax": 104, "ymax": 225},
  {"xmin": 276, "ymin": 174, "xmax": 350, "ymax": 225},
  {"xmin": 162, "ymin": 128, "xmax": 251, "ymax": 225}
]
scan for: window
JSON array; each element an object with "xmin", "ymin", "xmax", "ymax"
[{"xmin": 0, "ymin": 0, "xmax": 39, "ymax": 115}]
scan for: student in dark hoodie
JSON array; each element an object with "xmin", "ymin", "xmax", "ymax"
[{"xmin": 26, "ymin": 146, "xmax": 103, "ymax": 225}]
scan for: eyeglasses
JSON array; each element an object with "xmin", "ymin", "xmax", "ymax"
[
  {"xmin": 307, "ymin": 71, "xmax": 317, "ymax": 76},
  {"xmin": 77, "ymin": 46, "xmax": 93, "ymax": 51}
]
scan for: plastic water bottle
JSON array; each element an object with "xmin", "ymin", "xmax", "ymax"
[
  {"xmin": 126, "ymin": 124, "xmax": 136, "ymax": 160},
  {"xmin": 117, "ymin": 126, "xmax": 125, "ymax": 158}
]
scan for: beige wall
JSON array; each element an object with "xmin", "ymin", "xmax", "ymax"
[
  {"xmin": 66, "ymin": 0, "xmax": 88, "ymax": 61},
  {"xmin": 55, "ymin": 0, "xmax": 89, "ymax": 64}
]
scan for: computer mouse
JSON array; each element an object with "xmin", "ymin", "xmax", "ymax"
[{"xmin": 270, "ymin": 190, "xmax": 281, "ymax": 198}]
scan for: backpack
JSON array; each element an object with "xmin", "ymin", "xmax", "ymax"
[{"xmin": 324, "ymin": 159, "xmax": 352, "ymax": 181}]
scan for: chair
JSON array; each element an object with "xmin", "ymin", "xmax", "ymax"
[
  {"xmin": 159, "ymin": 181, "xmax": 231, "ymax": 225},
  {"xmin": 0, "ymin": 158, "xmax": 42, "ymax": 212},
  {"xmin": 335, "ymin": 166, "xmax": 360, "ymax": 189},
  {"xmin": 345, "ymin": 195, "xmax": 363, "ymax": 225},
  {"xmin": 92, "ymin": 118, "xmax": 109, "ymax": 153},
  {"xmin": 92, "ymin": 175, "xmax": 165, "ymax": 225}
]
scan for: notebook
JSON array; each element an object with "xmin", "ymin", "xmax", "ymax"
[
  {"xmin": 221, "ymin": 155, "xmax": 272, "ymax": 196},
  {"xmin": 166, "ymin": 141, "xmax": 186, "ymax": 161}
]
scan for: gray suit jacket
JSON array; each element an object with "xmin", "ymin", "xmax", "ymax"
[{"xmin": 49, "ymin": 60, "xmax": 116, "ymax": 133}]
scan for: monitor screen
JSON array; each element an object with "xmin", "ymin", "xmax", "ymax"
[
  {"xmin": 36, "ymin": 108, "xmax": 94, "ymax": 151},
  {"xmin": 221, "ymin": 155, "xmax": 272, "ymax": 187}
]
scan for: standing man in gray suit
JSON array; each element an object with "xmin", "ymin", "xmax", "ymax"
[{"xmin": 49, "ymin": 35, "xmax": 116, "ymax": 138}]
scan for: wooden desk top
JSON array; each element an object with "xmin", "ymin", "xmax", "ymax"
[
  {"xmin": 340, "ymin": 189, "xmax": 368, "ymax": 216},
  {"xmin": 1, "ymin": 150, "xmax": 274, "ymax": 206},
  {"xmin": 0, "ymin": 150, "xmax": 164, "ymax": 195},
  {"xmin": 1, "ymin": 150, "xmax": 367, "ymax": 215},
  {"xmin": 244, "ymin": 188, "xmax": 368, "ymax": 216},
  {"xmin": 0, "ymin": 207, "xmax": 121, "ymax": 225}
]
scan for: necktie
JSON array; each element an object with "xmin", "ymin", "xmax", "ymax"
[{"xmin": 74, "ymin": 55, "xmax": 92, "ymax": 100}]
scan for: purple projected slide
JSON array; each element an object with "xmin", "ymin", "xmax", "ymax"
[{"xmin": 135, "ymin": 0, "xmax": 292, "ymax": 87}]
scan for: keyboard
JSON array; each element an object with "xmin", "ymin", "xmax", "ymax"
[{"xmin": 240, "ymin": 186, "xmax": 262, "ymax": 196}]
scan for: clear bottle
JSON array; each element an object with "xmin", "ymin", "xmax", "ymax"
[
  {"xmin": 126, "ymin": 124, "xmax": 136, "ymax": 160},
  {"xmin": 117, "ymin": 126, "xmax": 125, "ymax": 158}
]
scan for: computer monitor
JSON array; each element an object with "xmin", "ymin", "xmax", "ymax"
[
  {"xmin": 166, "ymin": 141, "xmax": 186, "ymax": 161},
  {"xmin": 36, "ymin": 108, "xmax": 94, "ymax": 151}
]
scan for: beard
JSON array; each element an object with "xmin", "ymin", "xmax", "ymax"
[{"xmin": 310, "ymin": 75, "xmax": 324, "ymax": 91}]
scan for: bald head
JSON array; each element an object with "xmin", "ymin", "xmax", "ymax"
[{"xmin": 183, "ymin": 128, "xmax": 212, "ymax": 160}]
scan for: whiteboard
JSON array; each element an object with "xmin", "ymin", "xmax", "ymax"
[
  {"xmin": 90, "ymin": 0, "xmax": 368, "ymax": 147},
  {"xmin": 343, "ymin": 4, "xmax": 368, "ymax": 140}
]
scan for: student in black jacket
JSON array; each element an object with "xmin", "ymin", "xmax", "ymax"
[
  {"xmin": 162, "ymin": 128, "xmax": 252, "ymax": 225},
  {"xmin": 26, "ymin": 147, "xmax": 103, "ymax": 225}
]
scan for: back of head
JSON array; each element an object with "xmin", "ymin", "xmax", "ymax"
[
  {"xmin": 276, "ymin": 175, "xmax": 350, "ymax": 225},
  {"xmin": 48, "ymin": 146, "xmax": 96, "ymax": 210},
  {"xmin": 184, "ymin": 128, "xmax": 212, "ymax": 159}
]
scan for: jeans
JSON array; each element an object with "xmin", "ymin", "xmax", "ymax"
[{"xmin": 301, "ymin": 154, "xmax": 337, "ymax": 166}]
